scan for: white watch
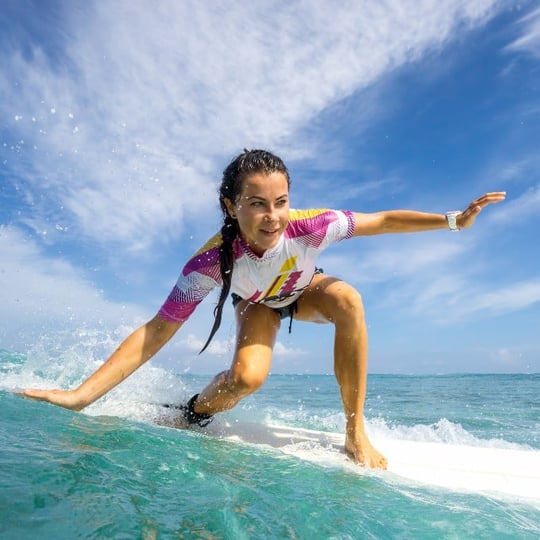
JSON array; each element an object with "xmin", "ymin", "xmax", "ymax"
[{"xmin": 445, "ymin": 211, "xmax": 461, "ymax": 232}]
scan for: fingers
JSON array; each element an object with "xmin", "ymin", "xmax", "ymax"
[
  {"xmin": 469, "ymin": 191, "xmax": 506, "ymax": 210},
  {"xmin": 458, "ymin": 192, "xmax": 506, "ymax": 229},
  {"xmin": 21, "ymin": 388, "xmax": 50, "ymax": 400}
]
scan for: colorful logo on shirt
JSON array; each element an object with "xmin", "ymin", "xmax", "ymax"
[{"xmin": 256, "ymin": 256, "xmax": 303, "ymax": 303}]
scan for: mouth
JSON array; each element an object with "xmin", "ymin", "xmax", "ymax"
[{"xmin": 260, "ymin": 228, "xmax": 279, "ymax": 236}]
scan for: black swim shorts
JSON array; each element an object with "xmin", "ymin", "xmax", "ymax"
[{"xmin": 230, "ymin": 268, "xmax": 323, "ymax": 333}]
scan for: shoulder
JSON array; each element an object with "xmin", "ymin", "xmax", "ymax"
[
  {"xmin": 287, "ymin": 208, "xmax": 354, "ymax": 236},
  {"xmin": 288, "ymin": 208, "xmax": 332, "ymax": 229},
  {"xmin": 289, "ymin": 208, "xmax": 331, "ymax": 220},
  {"xmin": 194, "ymin": 232, "xmax": 223, "ymax": 255},
  {"xmin": 182, "ymin": 232, "xmax": 222, "ymax": 276}
]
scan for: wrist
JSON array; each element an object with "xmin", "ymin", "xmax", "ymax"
[
  {"xmin": 70, "ymin": 388, "xmax": 92, "ymax": 410},
  {"xmin": 445, "ymin": 211, "xmax": 461, "ymax": 232}
]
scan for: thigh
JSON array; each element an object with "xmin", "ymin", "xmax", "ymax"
[
  {"xmin": 229, "ymin": 300, "xmax": 281, "ymax": 383},
  {"xmin": 295, "ymin": 273, "xmax": 364, "ymax": 324}
]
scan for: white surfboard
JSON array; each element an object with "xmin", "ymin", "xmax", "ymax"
[
  {"xmin": 155, "ymin": 408, "xmax": 539, "ymax": 502},
  {"xmin": 202, "ymin": 420, "xmax": 540, "ymax": 502}
]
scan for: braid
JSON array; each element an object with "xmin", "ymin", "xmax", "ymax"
[
  {"xmin": 200, "ymin": 149, "xmax": 290, "ymax": 354},
  {"xmin": 199, "ymin": 216, "xmax": 237, "ymax": 353}
]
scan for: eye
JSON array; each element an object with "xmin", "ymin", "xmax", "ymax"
[{"xmin": 276, "ymin": 199, "xmax": 288, "ymax": 207}]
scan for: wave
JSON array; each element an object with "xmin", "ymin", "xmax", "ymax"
[{"xmin": 1, "ymin": 343, "xmax": 534, "ymax": 454}]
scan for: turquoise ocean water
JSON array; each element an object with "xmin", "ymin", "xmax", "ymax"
[{"xmin": 1, "ymin": 346, "xmax": 539, "ymax": 539}]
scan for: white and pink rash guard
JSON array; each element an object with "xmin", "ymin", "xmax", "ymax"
[{"xmin": 157, "ymin": 208, "xmax": 355, "ymax": 323}]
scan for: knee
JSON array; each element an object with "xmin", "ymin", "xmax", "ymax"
[
  {"xmin": 330, "ymin": 285, "xmax": 365, "ymax": 323},
  {"xmin": 228, "ymin": 364, "xmax": 268, "ymax": 395}
]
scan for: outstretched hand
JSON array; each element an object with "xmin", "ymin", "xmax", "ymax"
[
  {"xmin": 457, "ymin": 192, "xmax": 506, "ymax": 229},
  {"xmin": 20, "ymin": 388, "xmax": 85, "ymax": 411}
]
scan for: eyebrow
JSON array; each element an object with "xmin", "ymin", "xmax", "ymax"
[{"xmin": 244, "ymin": 194, "xmax": 289, "ymax": 201}]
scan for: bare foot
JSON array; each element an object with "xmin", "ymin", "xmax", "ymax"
[
  {"xmin": 21, "ymin": 388, "xmax": 85, "ymax": 411},
  {"xmin": 345, "ymin": 432, "xmax": 388, "ymax": 469}
]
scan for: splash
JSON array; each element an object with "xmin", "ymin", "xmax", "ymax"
[{"xmin": 0, "ymin": 329, "xmax": 193, "ymax": 425}]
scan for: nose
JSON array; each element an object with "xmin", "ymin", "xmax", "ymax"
[{"xmin": 264, "ymin": 205, "xmax": 278, "ymax": 222}]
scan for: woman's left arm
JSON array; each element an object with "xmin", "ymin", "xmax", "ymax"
[{"xmin": 352, "ymin": 192, "xmax": 506, "ymax": 236}]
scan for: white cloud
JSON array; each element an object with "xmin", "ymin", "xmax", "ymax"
[
  {"xmin": 506, "ymin": 6, "xmax": 540, "ymax": 58},
  {"xmin": 179, "ymin": 333, "xmax": 306, "ymax": 358},
  {"xmin": 451, "ymin": 278, "xmax": 540, "ymax": 318},
  {"xmin": 1, "ymin": 0, "xmax": 500, "ymax": 254},
  {"xmin": 0, "ymin": 225, "xmax": 144, "ymax": 349},
  {"xmin": 295, "ymin": 174, "xmax": 406, "ymax": 210},
  {"xmin": 318, "ymin": 217, "xmax": 540, "ymax": 324},
  {"xmin": 488, "ymin": 347, "xmax": 539, "ymax": 372},
  {"xmin": 4, "ymin": 0, "xmax": 521, "ymax": 374},
  {"xmin": 274, "ymin": 341, "xmax": 307, "ymax": 357},
  {"xmin": 180, "ymin": 333, "xmax": 234, "ymax": 356},
  {"xmin": 489, "ymin": 184, "xmax": 540, "ymax": 225},
  {"xmin": 320, "ymin": 235, "xmax": 468, "ymax": 287}
]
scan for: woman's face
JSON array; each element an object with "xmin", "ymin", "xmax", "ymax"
[{"xmin": 224, "ymin": 171, "xmax": 290, "ymax": 256}]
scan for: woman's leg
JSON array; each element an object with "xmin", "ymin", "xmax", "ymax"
[
  {"xmin": 192, "ymin": 300, "xmax": 280, "ymax": 415},
  {"xmin": 295, "ymin": 273, "xmax": 387, "ymax": 469}
]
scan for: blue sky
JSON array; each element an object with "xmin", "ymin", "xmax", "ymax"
[{"xmin": 1, "ymin": 0, "xmax": 539, "ymax": 375}]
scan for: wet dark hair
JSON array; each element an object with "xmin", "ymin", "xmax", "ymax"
[{"xmin": 200, "ymin": 149, "xmax": 290, "ymax": 353}]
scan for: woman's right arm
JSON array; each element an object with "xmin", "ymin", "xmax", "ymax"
[{"xmin": 22, "ymin": 315, "xmax": 182, "ymax": 410}]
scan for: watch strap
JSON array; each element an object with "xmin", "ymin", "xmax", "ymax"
[{"xmin": 445, "ymin": 211, "xmax": 461, "ymax": 231}]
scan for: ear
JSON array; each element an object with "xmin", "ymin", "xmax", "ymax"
[{"xmin": 223, "ymin": 198, "xmax": 236, "ymax": 219}]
